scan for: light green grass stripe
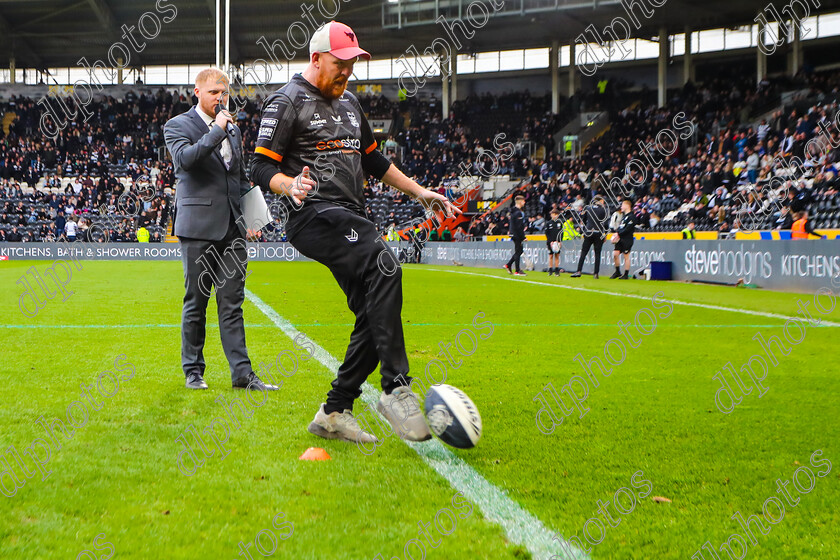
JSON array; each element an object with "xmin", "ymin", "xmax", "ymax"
[
  {"xmin": 243, "ymin": 287, "xmax": 585, "ymax": 560},
  {"xmin": 432, "ymin": 269, "xmax": 840, "ymax": 327}
]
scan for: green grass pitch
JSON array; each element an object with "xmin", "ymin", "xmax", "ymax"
[{"xmin": 0, "ymin": 259, "xmax": 838, "ymax": 559}]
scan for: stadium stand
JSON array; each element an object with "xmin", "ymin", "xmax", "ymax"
[
  {"xmin": 2, "ymin": 69, "xmax": 840, "ymax": 242},
  {"xmin": 487, "ymin": 69, "xmax": 840, "ymax": 238},
  {"xmin": 0, "ymin": 91, "xmax": 177, "ymax": 242}
]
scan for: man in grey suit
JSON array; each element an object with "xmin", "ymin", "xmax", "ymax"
[{"xmin": 164, "ymin": 68, "xmax": 277, "ymax": 392}]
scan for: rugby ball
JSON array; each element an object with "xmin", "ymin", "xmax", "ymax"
[{"xmin": 424, "ymin": 384, "xmax": 482, "ymax": 449}]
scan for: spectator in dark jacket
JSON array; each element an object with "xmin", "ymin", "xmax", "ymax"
[
  {"xmin": 55, "ymin": 210, "xmax": 66, "ymax": 234},
  {"xmin": 773, "ymin": 206, "xmax": 794, "ymax": 230}
]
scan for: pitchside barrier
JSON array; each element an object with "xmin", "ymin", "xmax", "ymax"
[
  {"xmin": 0, "ymin": 240, "xmax": 837, "ymax": 292},
  {"xmin": 418, "ymin": 240, "xmax": 839, "ymax": 292}
]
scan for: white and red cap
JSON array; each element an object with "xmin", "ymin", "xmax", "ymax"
[{"xmin": 309, "ymin": 21, "xmax": 370, "ymax": 61}]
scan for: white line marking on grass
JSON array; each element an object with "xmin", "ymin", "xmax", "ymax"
[
  {"xmin": 244, "ymin": 288, "xmax": 585, "ymax": 560},
  {"xmin": 426, "ymin": 268, "xmax": 840, "ymax": 327}
]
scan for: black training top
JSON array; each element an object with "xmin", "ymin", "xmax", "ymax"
[
  {"xmin": 509, "ymin": 206, "xmax": 525, "ymax": 240},
  {"xmin": 616, "ymin": 212, "xmax": 636, "ymax": 240},
  {"xmin": 544, "ymin": 218, "xmax": 561, "ymax": 243},
  {"xmin": 250, "ymin": 74, "xmax": 390, "ymax": 233},
  {"xmin": 582, "ymin": 203, "xmax": 609, "ymax": 236}
]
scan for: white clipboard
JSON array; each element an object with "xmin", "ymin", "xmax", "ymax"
[{"xmin": 240, "ymin": 186, "xmax": 271, "ymax": 232}]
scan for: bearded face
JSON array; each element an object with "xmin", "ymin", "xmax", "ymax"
[{"xmin": 314, "ymin": 52, "xmax": 356, "ymax": 100}]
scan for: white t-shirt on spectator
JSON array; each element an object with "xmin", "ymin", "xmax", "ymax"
[{"xmin": 65, "ymin": 221, "xmax": 78, "ymax": 238}]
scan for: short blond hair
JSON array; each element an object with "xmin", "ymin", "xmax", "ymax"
[{"xmin": 194, "ymin": 68, "xmax": 229, "ymax": 88}]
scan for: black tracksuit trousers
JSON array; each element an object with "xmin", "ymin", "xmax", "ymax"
[
  {"xmin": 506, "ymin": 238, "xmax": 524, "ymax": 272},
  {"xmin": 288, "ymin": 206, "xmax": 410, "ymax": 414},
  {"xmin": 576, "ymin": 234, "xmax": 604, "ymax": 275}
]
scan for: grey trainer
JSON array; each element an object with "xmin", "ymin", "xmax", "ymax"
[
  {"xmin": 377, "ymin": 386, "xmax": 432, "ymax": 442},
  {"xmin": 307, "ymin": 404, "xmax": 378, "ymax": 444}
]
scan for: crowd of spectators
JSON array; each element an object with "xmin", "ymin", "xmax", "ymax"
[
  {"xmin": 0, "ymin": 89, "xmax": 183, "ymax": 241},
  {"xmin": 0, "ymin": 176, "xmax": 172, "ymax": 242},
  {"xmin": 472, "ymin": 69, "xmax": 840, "ymax": 240}
]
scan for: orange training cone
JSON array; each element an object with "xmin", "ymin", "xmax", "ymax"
[{"xmin": 299, "ymin": 447, "xmax": 331, "ymax": 461}]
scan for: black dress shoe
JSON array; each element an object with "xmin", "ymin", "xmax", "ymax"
[
  {"xmin": 185, "ymin": 372, "xmax": 208, "ymax": 390},
  {"xmin": 232, "ymin": 371, "xmax": 279, "ymax": 391},
  {"xmin": 570, "ymin": 272, "xmax": 581, "ymax": 278}
]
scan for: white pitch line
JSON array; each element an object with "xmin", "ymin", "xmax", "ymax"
[
  {"xmin": 244, "ymin": 288, "xmax": 585, "ymax": 560},
  {"xmin": 425, "ymin": 268, "xmax": 840, "ymax": 328}
]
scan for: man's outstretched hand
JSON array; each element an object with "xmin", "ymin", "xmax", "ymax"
[{"xmin": 417, "ymin": 189, "xmax": 462, "ymax": 219}]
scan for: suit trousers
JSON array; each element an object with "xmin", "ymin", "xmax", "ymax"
[
  {"xmin": 178, "ymin": 214, "xmax": 252, "ymax": 383},
  {"xmin": 288, "ymin": 207, "xmax": 411, "ymax": 414}
]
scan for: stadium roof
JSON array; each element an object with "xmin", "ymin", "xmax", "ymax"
[{"xmin": 2, "ymin": 0, "xmax": 840, "ymax": 69}]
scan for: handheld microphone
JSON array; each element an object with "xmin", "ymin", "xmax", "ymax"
[{"xmin": 214, "ymin": 103, "xmax": 236, "ymax": 135}]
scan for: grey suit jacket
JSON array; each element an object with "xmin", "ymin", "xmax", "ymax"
[{"xmin": 163, "ymin": 106, "xmax": 250, "ymax": 241}]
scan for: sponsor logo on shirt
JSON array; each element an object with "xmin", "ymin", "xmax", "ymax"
[
  {"xmin": 258, "ymin": 117, "xmax": 278, "ymax": 139},
  {"xmin": 265, "ymin": 102, "xmax": 279, "ymax": 112},
  {"xmin": 310, "ymin": 112, "xmax": 327, "ymax": 127},
  {"xmin": 331, "ymin": 115, "xmax": 342, "ymax": 124},
  {"xmin": 316, "ymin": 137, "xmax": 361, "ymax": 151}
]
